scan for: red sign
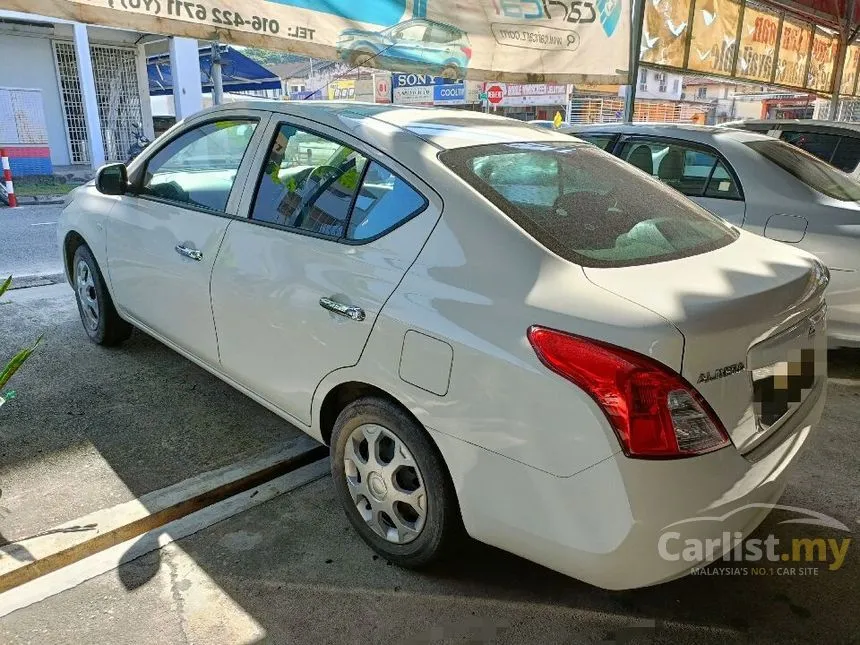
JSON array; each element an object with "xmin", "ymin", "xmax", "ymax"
[
  {"xmin": 486, "ymin": 85, "xmax": 504, "ymax": 104},
  {"xmin": 375, "ymin": 77, "xmax": 391, "ymax": 104}
]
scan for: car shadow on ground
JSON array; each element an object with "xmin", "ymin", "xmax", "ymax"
[
  {"xmin": 828, "ymin": 347, "xmax": 860, "ymax": 379},
  {"xmin": 122, "ymin": 466, "xmax": 856, "ymax": 644}
]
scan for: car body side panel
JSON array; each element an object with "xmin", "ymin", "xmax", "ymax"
[
  {"xmin": 429, "ymin": 378, "xmax": 824, "ymax": 590},
  {"xmin": 691, "ymin": 195, "xmax": 746, "ymax": 227},
  {"xmin": 312, "ymin": 155, "xmax": 685, "ymax": 477},
  {"xmin": 211, "ymin": 203, "xmax": 442, "ymax": 427},
  {"xmin": 57, "ymin": 186, "xmax": 117, "ymax": 292}
]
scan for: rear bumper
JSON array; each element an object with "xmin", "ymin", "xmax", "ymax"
[{"xmin": 432, "ymin": 381, "xmax": 825, "ymax": 590}]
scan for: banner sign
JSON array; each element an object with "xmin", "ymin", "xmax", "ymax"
[
  {"xmin": 640, "ymin": 0, "xmax": 689, "ymax": 69},
  {"xmin": 736, "ymin": 3, "xmax": 780, "ymax": 83},
  {"xmin": 641, "ymin": 0, "xmax": 860, "ymax": 96},
  {"xmin": 688, "ymin": 0, "xmax": 741, "ymax": 75},
  {"xmin": 841, "ymin": 44, "xmax": 860, "ymax": 95},
  {"xmin": 327, "ymin": 79, "xmax": 355, "ymax": 100},
  {"xmin": 808, "ymin": 28, "xmax": 839, "ymax": 93},
  {"xmin": 391, "ymin": 73, "xmax": 471, "ymax": 105},
  {"xmin": 1, "ymin": 0, "xmax": 630, "ymax": 82},
  {"xmin": 481, "ymin": 82, "xmax": 568, "ymax": 106},
  {"xmin": 775, "ymin": 17, "xmax": 813, "ymax": 88},
  {"xmin": 433, "ymin": 83, "xmax": 466, "ymax": 103}
]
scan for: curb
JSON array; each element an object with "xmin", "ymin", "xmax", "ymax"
[
  {"xmin": 10, "ymin": 195, "xmax": 67, "ymax": 206},
  {"xmin": 0, "ymin": 459, "xmax": 331, "ymax": 617},
  {"xmin": 4, "ymin": 273, "xmax": 66, "ymax": 290},
  {"xmin": 0, "ymin": 436, "xmax": 328, "ymax": 596}
]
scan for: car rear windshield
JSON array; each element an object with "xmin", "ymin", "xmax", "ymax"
[
  {"xmin": 746, "ymin": 139, "xmax": 860, "ymax": 201},
  {"xmin": 440, "ymin": 142, "xmax": 737, "ymax": 268}
]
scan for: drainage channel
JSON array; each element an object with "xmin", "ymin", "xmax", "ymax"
[{"xmin": 0, "ymin": 442, "xmax": 329, "ymax": 596}]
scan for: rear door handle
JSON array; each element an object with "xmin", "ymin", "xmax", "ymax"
[
  {"xmin": 175, "ymin": 244, "xmax": 203, "ymax": 261},
  {"xmin": 319, "ymin": 297, "xmax": 365, "ymax": 321}
]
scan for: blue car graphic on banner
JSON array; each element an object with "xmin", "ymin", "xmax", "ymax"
[{"xmin": 337, "ymin": 18, "xmax": 472, "ymax": 79}]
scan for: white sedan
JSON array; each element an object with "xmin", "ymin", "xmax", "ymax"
[{"xmin": 59, "ymin": 102, "xmax": 827, "ymax": 590}]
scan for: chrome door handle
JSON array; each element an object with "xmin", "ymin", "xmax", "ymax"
[
  {"xmin": 175, "ymin": 245, "xmax": 203, "ymax": 261},
  {"xmin": 319, "ymin": 297, "xmax": 365, "ymax": 321}
]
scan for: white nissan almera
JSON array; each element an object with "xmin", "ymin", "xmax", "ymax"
[{"xmin": 58, "ymin": 102, "xmax": 828, "ymax": 589}]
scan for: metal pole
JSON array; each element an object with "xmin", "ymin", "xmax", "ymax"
[
  {"xmin": 566, "ymin": 84, "xmax": 573, "ymax": 124},
  {"xmin": 624, "ymin": 0, "xmax": 646, "ymax": 122},
  {"xmin": 830, "ymin": 0, "xmax": 856, "ymax": 121},
  {"xmin": 211, "ymin": 42, "xmax": 224, "ymax": 105}
]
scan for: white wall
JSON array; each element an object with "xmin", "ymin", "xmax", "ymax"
[
  {"xmin": 0, "ymin": 33, "xmax": 70, "ymax": 166},
  {"xmin": 623, "ymin": 69, "xmax": 684, "ymax": 101}
]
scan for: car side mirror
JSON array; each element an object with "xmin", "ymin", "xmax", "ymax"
[{"xmin": 96, "ymin": 163, "xmax": 128, "ymax": 196}]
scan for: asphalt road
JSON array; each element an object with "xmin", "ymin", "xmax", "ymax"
[
  {"xmin": 0, "ymin": 205, "xmax": 64, "ymax": 281},
  {"xmin": 0, "ymin": 283, "xmax": 858, "ymax": 643}
]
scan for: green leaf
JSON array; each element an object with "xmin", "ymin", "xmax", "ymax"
[
  {"xmin": 0, "ymin": 276, "xmax": 11, "ymax": 299},
  {"xmin": 0, "ymin": 334, "xmax": 43, "ymax": 392}
]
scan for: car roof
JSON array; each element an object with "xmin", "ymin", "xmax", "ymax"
[
  {"xmin": 723, "ymin": 119, "xmax": 860, "ymax": 135},
  {"xmin": 560, "ymin": 122, "xmax": 774, "ymax": 145},
  {"xmin": 206, "ymin": 100, "xmax": 576, "ymax": 150}
]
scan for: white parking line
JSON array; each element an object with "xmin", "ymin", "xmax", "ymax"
[
  {"xmin": 0, "ymin": 436, "xmax": 326, "ymax": 597},
  {"xmin": 30, "ymin": 221, "xmax": 57, "ymax": 226},
  {"xmin": 0, "ymin": 459, "xmax": 330, "ymax": 617}
]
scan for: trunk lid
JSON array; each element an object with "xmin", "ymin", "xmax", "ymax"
[{"xmin": 582, "ymin": 231, "xmax": 828, "ymax": 454}]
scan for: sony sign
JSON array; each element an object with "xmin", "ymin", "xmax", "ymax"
[{"xmin": 394, "ymin": 73, "xmax": 439, "ymax": 87}]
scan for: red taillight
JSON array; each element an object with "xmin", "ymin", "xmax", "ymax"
[
  {"xmin": 527, "ymin": 326, "xmax": 730, "ymax": 459},
  {"xmin": 461, "ymin": 46, "xmax": 472, "ymax": 59}
]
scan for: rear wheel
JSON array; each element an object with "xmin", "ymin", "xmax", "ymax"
[
  {"xmin": 349, "ymin": 49, "xmax": 376, "ymax": 68},
  {"xmin": 331, "ymin": 396, "xmax": 461, "ymax": 567},
  {"xmin": 441, "ymin": 64, "xmax": 461, "ymax": 80},
  {"xmin": 72, "ymin": 244, "xmax": 132, "ymax": 346}
]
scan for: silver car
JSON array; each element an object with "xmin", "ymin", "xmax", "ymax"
[{"xmin": 563, "ymin": 123, "xmax": 860, "ymax": 347}]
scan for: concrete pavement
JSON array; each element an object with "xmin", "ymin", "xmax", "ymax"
[
  {"xmin": 0, "ymin": 283, "xmax": 309, "ymax": 543},
  {"xmin": 0, "ymin": 205, "xmax": 64, "ymax": 281},
  {"xmin": 2, "ymin": 462, "xmax": 859, "ymax": 644}
]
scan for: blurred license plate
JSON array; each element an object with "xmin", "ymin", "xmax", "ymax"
[{"xmin": 751, "ymin": 306, "xmax": 826, "ymax": 429}]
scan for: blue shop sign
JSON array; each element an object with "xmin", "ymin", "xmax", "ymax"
[{"xmin": 433, "ymin": 83, "xmax": 466, "ymax": 103}]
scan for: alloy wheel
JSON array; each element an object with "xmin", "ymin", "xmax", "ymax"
[{"xmin": 75, "ymin": 259, "xmax": 100, "ymax": 330}]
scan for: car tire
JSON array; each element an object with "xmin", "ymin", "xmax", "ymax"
[
  {"xmin": 72, "ymin": 244, "xmax": 132, "ymax": 346},
  {"xmin": 331, "ymin": 396, "xmax": 461, "ymax": 568},
  {"xmin": 441, "ymin": 64, "xmax": 460, "ymax": 80},
  {"xmin": 349, "ymin": 49, "xmax": 375, "ymax": 68}
]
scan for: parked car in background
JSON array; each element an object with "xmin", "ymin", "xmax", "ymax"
[
  {"xmin": 336, "ymin": 18, "xmax": 471, "ymax": 78},
  {"xmin": 528, "ymin": 120, "xmax": 559, "ymax": 129},
  {"xmin": 722, "ymin": 119, "xmax": 860, "ymax": 176},
  {"xmin": 152, "ymin": 115, "xmax": 177, "ymax": 138},
  {"xmin": 60, "ymin": 104, "xmax": 827, "ymax": 590},
  {"xmin": 564, "ymin": 123, "xmax": 859, "ymax": 346}
]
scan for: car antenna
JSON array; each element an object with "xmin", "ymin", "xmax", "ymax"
[{"xmin": 304, "ymin": 43, "xmax": 398, "ymax": 100}]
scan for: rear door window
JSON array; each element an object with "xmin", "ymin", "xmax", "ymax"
[
  {"xmin": 575, "ymin": 134, "xmax": 616, "ymax": 150},
  {"xmin": 441, "ymin": 142, "xmax": 737, "ymax": 268},
  {"xmin": 780, "ymin": 130, "xmax": 840, "ymax": 164},
  {"xmin": 704, "ymin": 161, "xmax": 742, "ymax": 200},
  {"xmin": 830, "ymin": 136, "xmax": 860, "ymax": 172},
  {"xmin": 347, "ymin": 162, "xmax": 426, "ymax": 241},
  {"xmin": 251, "ymin": 124, "xmax": 367, "ymax": 237},
  {"xmin": 746, "ymin": 139, "xmax": 860, "ymax": 201},
  {"xmin": 251, "ymin": 124, "xmax": 426, "ymax": 241},
  {"xmin": 618, "ymin": 140, "xmax": 724, "ymax": 198}
]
